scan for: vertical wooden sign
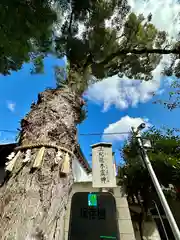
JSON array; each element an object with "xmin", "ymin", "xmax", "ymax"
[{"xmin": 91, "ymin": 143, "xmax": 116, "ymax": 188}]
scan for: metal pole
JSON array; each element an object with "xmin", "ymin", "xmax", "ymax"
[{"xmin": 135, "ymin": 133, "xmax": 180, "ymax": 240}]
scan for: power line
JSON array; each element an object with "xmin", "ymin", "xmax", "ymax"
[
  {"xmin": 0, "ymin": 129, "xmax": 130, "ymax": 136},
  {"xmin": 0, "ymin": 129, "xmax": 18, "ymax": 133},
  {"xmin": 80, "ymin": 132, "xmax": 130, "ymax": 136}
]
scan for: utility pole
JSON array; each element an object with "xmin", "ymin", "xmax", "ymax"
[{"xmin": 132, "ymin": 123, "xmax": 180, "ymax": 240}]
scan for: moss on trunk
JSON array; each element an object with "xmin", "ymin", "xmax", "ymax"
[{"xmin": 0, "ymin": 88, "xmax": 82, "ymax": 239}]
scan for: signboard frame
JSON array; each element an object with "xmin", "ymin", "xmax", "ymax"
[
  {"xmin": 91, "ymin": 143, "xmax": 116, "ymax": 188},
  {"xmin": 68, "ymin": 192, "xmax": 120, "ymax": 240}
]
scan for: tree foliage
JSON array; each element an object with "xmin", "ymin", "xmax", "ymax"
[
  {"xmin": 54, "ymin": 0, "xmax": 180, "ymax": 97},
  {"xmin": 1, "ymin": 0, "xmax": 180, "ymax": 93},
  {"xmin": 120, "ymin": 127, "xmax": 180, "ymax": 210},
  {"xmin": 163, "ymin": 39, "xmax": 180, "ymax": 79},
  {"xmin": 0, "ymin": 0, "xmax": 57, "ymax": 75},
  {"xmin": 55, "ymin": 1, "xmax": 170, "ymax": 92},
  {"xmin": 153, "ymin": 79, "xmax": 180, "ymax": 110}
]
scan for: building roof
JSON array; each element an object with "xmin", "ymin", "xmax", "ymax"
[
  {"xmin": 0, "ymin": 143, "xmax": 92, "ymax": 173},
  {"xmin": 74, "ymin": 145, "xmax": 92, "ymax": 174},
  {"xmin": 91, "ymin": 142, "xmax": 112, "ymax": 148}
]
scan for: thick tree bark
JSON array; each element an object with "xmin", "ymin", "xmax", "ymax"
[{"xmin": 0, "ymin": 88, "xmax": 82, "ymax": 239}]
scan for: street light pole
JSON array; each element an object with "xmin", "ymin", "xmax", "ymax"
[{"xmin": 132, "ymin": 125, "xmax": 180, "ymax": 240}]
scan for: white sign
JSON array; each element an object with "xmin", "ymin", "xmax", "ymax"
[{"xmin": 91, "ymin": 143, "xmax": 116, "ymax": 188}]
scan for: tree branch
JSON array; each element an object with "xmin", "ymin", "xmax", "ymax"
[
  {"xmin": 99, "ymin": 48, "xmax": 180, "ymax": 66},
  {"xmin": 68, "ymin": 10, "xmax": 73, "ymax": 36}
]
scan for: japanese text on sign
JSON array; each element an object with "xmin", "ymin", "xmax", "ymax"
[
  {"xmin": 80, "ymin": 207, "xmax": 106, "ymax": 220},
  {"xmin": 98, "ymin": 146, "xmax": 109, "ymax": 184},
  {"xmin": 92, "ymin": 143, "xmax": 116, "ymax": 188}
]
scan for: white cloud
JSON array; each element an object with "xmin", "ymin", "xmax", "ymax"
[
  {"xmin": 102, "ymin": 116, "xmax": 151, "ymax": 142},
  {"xmin": 87, "ymin": 0, "xmax": 180, "ymax": 111},
  {"xmin": 87, "ymin": 73, "xmax": 163, "ymax": 111},
  {"xmin": 7, "ymin": 101, "xmax": 16, "ymax": 112},
  {"xmin": 128, "ymin": 0, "xmax": 180, "ymax": 40}
]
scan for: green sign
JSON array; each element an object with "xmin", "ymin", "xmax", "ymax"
[{"xmin": 88, "ymin": 193, "xmax": 97, "ymax": 206}]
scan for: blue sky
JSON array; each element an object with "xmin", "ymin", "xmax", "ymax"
[
  {"xmin": 0, "ymin": 0, "xmax": 180, "ymax": 166},
  {"xmin": 0, "ymin": 55, "xmax": 179, "ymax": 166}
]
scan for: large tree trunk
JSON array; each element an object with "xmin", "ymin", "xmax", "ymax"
[{"xmin": 0, "ymin": 88, "xmax": 82, "ymax": 240}]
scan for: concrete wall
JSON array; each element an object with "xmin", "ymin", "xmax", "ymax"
[
  {"xmin": 113, "ymin": 187, "xmax": 135, "ymax": 240},
  {"xmin": 72, "ymin": 157, "xmax": 92, "ymax": 182},
  {"xmin": 64, "ymin": 182, "xmax": 135, "ymax": 240}
]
